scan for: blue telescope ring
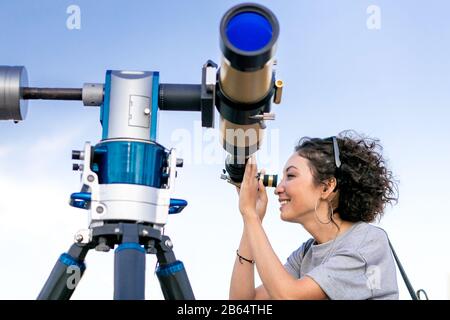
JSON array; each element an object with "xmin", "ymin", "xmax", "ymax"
[
  {"xmin": 93, "ymin": 141, "xmax": 168, "ymax": 188},
  {"xmin": 225, "ymin": 12, "xmax": 273, "ymax": 52}
]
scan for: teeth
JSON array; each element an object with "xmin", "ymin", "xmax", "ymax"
[{"xmin": 280, "ymin": 200, "xmax": 290, "ymax": 205}]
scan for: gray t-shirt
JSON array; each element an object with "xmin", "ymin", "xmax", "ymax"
[{"xmin": 284, "ymin": 222, "xmax": 399, "ymax": 300}]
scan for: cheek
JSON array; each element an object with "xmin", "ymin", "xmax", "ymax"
[
  {"xmin": 287, "ymin": 181, "xmax": 316, "ymax": 209},
  {"xmin": 285, "ymin": 180, "xmax": 303, "ymax": 199}
]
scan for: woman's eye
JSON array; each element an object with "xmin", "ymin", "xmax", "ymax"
[{"xmin": 287, "ymin": 174, "xmax": 295, "ymax": 178}]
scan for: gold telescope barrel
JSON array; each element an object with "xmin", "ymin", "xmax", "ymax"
[{"xmin": 216, "ymin": 3, "xmax": 280, "ymax": 185}]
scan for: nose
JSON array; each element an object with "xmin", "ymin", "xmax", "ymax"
[{"xmin": 274, "ymin": 179, "xmax": 284, "ymax": 196}]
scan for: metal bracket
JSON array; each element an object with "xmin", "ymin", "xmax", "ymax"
[{"xmin": 201, "ymin": 60, "xmax": 218, "ymax": 128}]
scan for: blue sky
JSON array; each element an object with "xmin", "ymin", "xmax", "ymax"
[{"xmin": 0, "ymin": 0, "xmax": 449, "ymax": 299}]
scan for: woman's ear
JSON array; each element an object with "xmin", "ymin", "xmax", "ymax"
[{"xmin": 321, "ymin": 178, "xmax": 337, "ymax": 199}]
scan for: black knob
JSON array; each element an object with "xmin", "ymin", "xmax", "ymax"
[
  {"xmin": 72, "ymin": 150, "xmax": 82, "ymax": 160},
  {"xmin": 73, "ymin": 163, "xmax": 81, "ymax": 171},
  {"xmin": 176, "ymin": 158, "xmax": 184, "ymax": 167}
]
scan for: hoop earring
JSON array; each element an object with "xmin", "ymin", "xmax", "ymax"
[
  {"xmin": 327, "ymin": 200, "xmax": 334, "ymax": 221},
  {"xmin": 314, "ymin": 198, "xmax": 332, "ymax": 224}
]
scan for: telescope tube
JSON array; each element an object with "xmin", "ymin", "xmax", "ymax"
[{"xmin": 217, "ymin": 3, "xmax": 279, "ymax": 184}]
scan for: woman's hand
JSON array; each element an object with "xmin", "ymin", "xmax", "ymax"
[{"xmin": 237, "ymin": 156, "xmax": 268, "ymax": 221}]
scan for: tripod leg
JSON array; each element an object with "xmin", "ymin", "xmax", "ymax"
[
  {"xmin": 114, "ymin": 223, "xmax": 146, "ymax": 300},
  {"xmin": 155, "ymin": 235, "xmax": 195, "ymax": 300},
  {"xmin": 37, "ymin": 243, "xmax": 89, "ymax": 300}
]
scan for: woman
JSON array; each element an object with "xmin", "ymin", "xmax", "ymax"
[{"xmin": 229, "ymin": 131, "xmax": 399, "ymax": 300}]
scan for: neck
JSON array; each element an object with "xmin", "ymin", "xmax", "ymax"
[{"xmin": 300, "ymin": 211, "xmax": 355, "ymax": 244}]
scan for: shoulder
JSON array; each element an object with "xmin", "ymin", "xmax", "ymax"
[
  {"xmin": 339, "ymin": 222, "xmax": 389, "ymax": 250},
  {"xmin": 288, "ymin": 238, "xmax": 315, "ymax": 259},
  {"xmin": 284, "ymin": 238, "xmax": 315, "ymax": 278},
  {"xmin": 353, "ymin": 223, "xmax": 392, "ymax": 263},
  {"xmin": 358, "ymin": 223, "xmax": 390, "ymax": 249},
  {"xmin": 331, "ymin": 222, "xmax": 391, "ymax": 263}
]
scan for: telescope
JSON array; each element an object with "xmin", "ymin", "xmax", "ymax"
[{"xmin": 0, "ymin": 3, "xmax": 282, "ymax": 299}]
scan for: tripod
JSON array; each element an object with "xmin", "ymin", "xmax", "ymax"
[{"xmin": 38, "ymin": 222, "xmax": 194, "ymax": 300}]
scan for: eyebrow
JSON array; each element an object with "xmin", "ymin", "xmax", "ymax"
[{"xmin": 284, "ymin": 165, "xmax": 298, "ymax": 173}]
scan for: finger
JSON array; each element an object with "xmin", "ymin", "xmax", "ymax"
[
  {"xmin": 248, "ymin": 155, "xmax": 257, "ymax": 177},
  {"xmin": 256, "ymin": 169, "xmax": 264, "ymax": 186},
  {"xmin": 258, "ymin": 176, "xmax": 266, "ymax": 190},
  {"xmin": 243, "ymin": 159, "xmax": 252, "ymax": 183},
  {"xmin": 244, "ymin": 156, "xmax": 256, "ymax": 183},
  {"xmin": 258, "ymin": 179, "xmax": 267, "ymax": 197},
  {"xmin": 258, "ymin": 169, "xmax": 266, "ymax": 183},
  {"xmin": 252, "ymin": 155, "xmax": 258, "ymax": 172}
]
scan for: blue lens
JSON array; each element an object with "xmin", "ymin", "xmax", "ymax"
[{"xmin": 226, "ymin": 12, "xmax": 273, "ymax": 52}]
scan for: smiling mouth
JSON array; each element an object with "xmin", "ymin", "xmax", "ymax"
[{"xmin": 279, "ymin": 200, "xmax": 290, "ymax": 205}]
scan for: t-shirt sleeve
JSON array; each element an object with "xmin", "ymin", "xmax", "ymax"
[
  {"xmin": 284, "ymin": 250, "xmax": 301, "ymax": 278},
  {"xmin": 305, "ymin": 250, "xmax": 372, "ymax": 300},
  {"xmin": 283, "ymin": 241, "xmax": 309, "ymax": 278}
]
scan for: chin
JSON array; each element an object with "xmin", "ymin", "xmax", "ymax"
[
  {"xmin": 280, "ymin": 210, "xmax": 292, "ymax": 222},
  {"xmin": 280, "ymin": 208, "xmax": 306, "ymax": 223}
]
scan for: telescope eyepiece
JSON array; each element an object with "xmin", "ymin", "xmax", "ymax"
[
  {"xmin": 223, "ymin": 155, "xmax": 277, "ymax": 188},
  {"xmin": 258, "ymin": 172, "xmax": 278, "ymax": 188}
]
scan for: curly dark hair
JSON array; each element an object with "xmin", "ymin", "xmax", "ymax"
[{"xmin": 295, "ymin": 130, "xmax": 398, "ymax": 223}]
